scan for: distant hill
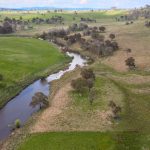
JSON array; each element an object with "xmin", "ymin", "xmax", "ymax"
[{"xmin": 0, "ymin": 7, "xmax": 102, "ymax": 11}]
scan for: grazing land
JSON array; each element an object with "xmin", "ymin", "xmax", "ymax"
[
  {"xmin": 0, "ymin": 37, "xmax": 69, "ymax": 108},
  {"xmin": 17, "ymin": 132, "xmax": 150, "ymax": 150},
  {"xmin": 0, "ymin": 8, "xmax": 150, "ymax": 150}
]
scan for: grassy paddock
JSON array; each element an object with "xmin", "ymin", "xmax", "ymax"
[
  {"xmin": 0, "ymin": 10, "xmax": 127, "ymax": 36},
  {"xmin": 17, "ymin": 132, "xmax": 150, "ymax": 150},
  {"xmin": 0, "ymin": 37, "xmax": 70, "ymax": 108},
  {"xmin": 17, "ymin": 132, "xmax": 115, "ymax": 150}
]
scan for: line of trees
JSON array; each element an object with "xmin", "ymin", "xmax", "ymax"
[
  {"xmin": 80, "ymin": 17, "xmax": 96, "ymax": 23},
  {"xmin": 31, "ymin": 16, "xmax": 64, "ymax": 24},
  {"xmin": 0, "ymin": 21, "xmax": 13, "ymax": 34}
]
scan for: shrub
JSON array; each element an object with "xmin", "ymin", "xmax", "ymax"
[
  {"xmin": 125, "ymin": 57, "xmax": 136, "ymax": 70},
  {"xmin": 15, "ymin": 119, "xmax": 21, "ymax": 128},
  {"xmin": 71, "ymin": 78, "xmax": 87, "ymax": 93},
  {"xmin": 91, "ymin": 32, "xmax": 99, "ymax": 39},
  {"xmin": 109, "ymin": 34, "xmax": 115, "ymax": 40},
  {"xmin": 99, "ymin": 26, "xmax": 106, "ymax": 32},
  {"xmin": 111, "ymin": 41, "xmax": 119, "ymax": 51},
  {"xmin": 98, "ymin": 35, "xmax": 105, "ymax": 42},
  {"xmin": 81, "ymin": 68, "xmax": 95, "ymax": 80},
  {"xmin": 109, "ymin": 101, "xmax": 122, "ymax": 119},
  {"xmin": 89, "ymin": 88, "xmax": 97, "ymax": 105}
]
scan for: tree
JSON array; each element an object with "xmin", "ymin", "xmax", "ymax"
[
  {"xmin": 71, "ymin": 78, "xmax": 87, "ymax": 93},
  {"xmin": 89, "ymin": 88, "xmax": 97, "ymax": 105},
  {"xmin": 125, "ymin": 57, "xmax": 136, "ymax": 70},
  {"xmin": 81, "ymin": 68, "xmax": 95, "ymax": 80},
  {"xmin": 111, "ymin": 41, "xmax": 119, "ymax": 51},
  {"xmin": 99, "ymin": 26, "xmax": 106, "ymax": 32},
  {"xmin": 0, "ymin": 21, "xmax": 13, "ymax": 34},
  {"xmin": 109, "ymin": 101, "xmax": 122, "ymax": 119},
  {"xmin": 98, "ymin": 35, "xmax": 105, "ymax": 42},
  {"xmin": 109, "ymin": 34, "xmax": 115, "ymax": 40},
  {"xmin": 91, "ymin": 32, "xmax": 99, "ymax": 39},
  {"xmin": 87, "ymin": 78, "xmax": 94, "ymax": 92},
  {"xmin": 30, "ymin": 92, "xmax": 49, "ymax": 109}
]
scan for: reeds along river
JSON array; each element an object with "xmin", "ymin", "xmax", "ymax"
[{"xmin": 0, "ymin": 52, "xmax": 87, "ymax": 140}]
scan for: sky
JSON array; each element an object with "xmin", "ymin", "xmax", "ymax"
[{"xmin": 0, "ymin": 0, "xmax": 149, "ymax": 8}]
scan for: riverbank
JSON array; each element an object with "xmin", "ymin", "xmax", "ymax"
[{"xmin": 0, "ymin": 67, "xmax": 83, "ymax": 149}]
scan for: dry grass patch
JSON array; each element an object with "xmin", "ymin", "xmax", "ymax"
[{"xmin": 101, "ymin": 20, "xmax": 150, "ymax": 72}]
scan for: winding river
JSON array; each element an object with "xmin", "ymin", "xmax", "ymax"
[{"xmin": 0, "ymin": 52, "xmax": 87, "ymax": 140}]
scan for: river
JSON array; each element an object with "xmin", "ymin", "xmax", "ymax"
[{"xmin": 0, "ymin": 52, "xmax": 87, "ymax": 140}]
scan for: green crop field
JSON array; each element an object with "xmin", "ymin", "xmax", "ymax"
[{"xmin": 0, "ymin": 37, "xmax": 69, "ymax": 108}]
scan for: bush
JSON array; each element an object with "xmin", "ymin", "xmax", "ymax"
[
  {"xmin": 91, "ymin": 32, "xmax": 99, "ymax": 39},
  {"xmin": 81, "ymin": 68, "xmax": 95, "ymax": 80},
  {"xmin": 109, "ymin": 34, "xmax": 115, "ymax": 40},
  {"xmin": 15, "ymin": 119, "xmax": 21, "ymax": 128},
  {"xmin": 89, "ymin": 88, "xmax": 97, "ymax": 105},
  {"xmin": 71, "ymin": 78, "xmax": 87, "ymax": 93},
  {"xmin": 125, "ymin": 57, "xmax": 136, "ymax": 70},
  {"xmin": 109, "ymin": 101, "xmax": 122, "ymax": 119}
]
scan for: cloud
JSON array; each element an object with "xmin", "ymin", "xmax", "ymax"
[{"xmin": 80, "ymin": 0, "xmax": 88, "ymax": 4}]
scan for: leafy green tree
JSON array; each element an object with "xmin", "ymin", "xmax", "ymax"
[{"xmin": 30, "ymin": 92, "xmax": 49, "ymax": 109}]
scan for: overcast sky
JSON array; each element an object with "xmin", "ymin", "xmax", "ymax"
[{"xmin": 0, "ymin": 0, "xmax": 149, "ymax": 8}]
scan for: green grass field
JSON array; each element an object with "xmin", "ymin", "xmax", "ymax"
[
  {"xmin": 0, "ymin": 10, "xmax": 126, "ymax": 20},
  {"xmin": 17, "ymin": 132, "xmax": 150, "ymax": 150},
  {"xmin": 17, "ymin": 132, "xmax": 115, "ymax": 150},
  {"xmin": 0, "ymin": 37, "xmax": 69, "ymax": 108}
]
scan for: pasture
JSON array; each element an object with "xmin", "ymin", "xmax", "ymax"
[
  {"xmin": 0, "ymin": 37, "xmax": 69, "ymax": 108},
  {"xmin": 0, "ymin": 9, "xmax": 150, "ymax": 150}
]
